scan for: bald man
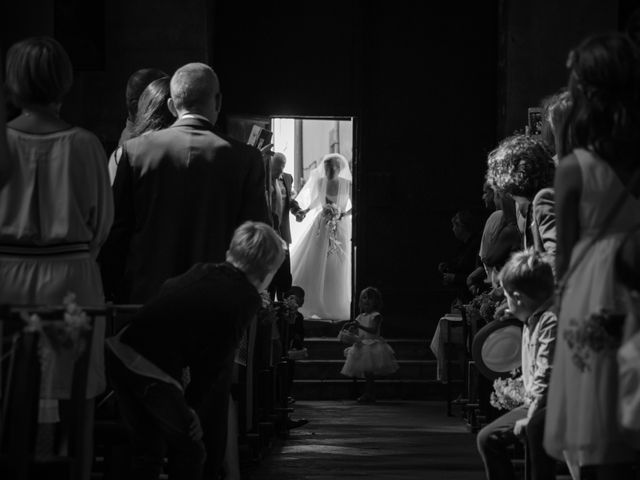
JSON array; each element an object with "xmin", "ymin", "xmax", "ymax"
[
  {"xmin": 101, "ymin": 62, "xmax": 270, "ymax": 303},
  {"xmin": 100, "ymin": 62, "xmax": 270, "ymax": 477}
]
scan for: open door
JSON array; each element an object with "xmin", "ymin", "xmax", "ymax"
[{"xmin": 224, "ymin": 114, "xmax": 356, "ymax": 322}]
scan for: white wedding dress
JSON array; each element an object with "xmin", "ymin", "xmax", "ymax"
[{"xmin": 290, "ymin": 155, "xmax": 352, "ymax": 320}]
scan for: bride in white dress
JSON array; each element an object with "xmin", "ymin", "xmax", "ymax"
[{"xmin": 290, "ymin": 153, "xmax": 352, "ymax": 320}]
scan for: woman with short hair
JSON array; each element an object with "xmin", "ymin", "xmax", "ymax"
[{"xmin": 0, "ymin": 36, "xmax": 113, "ymax": 479}]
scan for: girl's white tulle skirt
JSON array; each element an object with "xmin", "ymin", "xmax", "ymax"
[{"xmin": 341, "ymin": 339, "xmax": 399, "ymax": 378}]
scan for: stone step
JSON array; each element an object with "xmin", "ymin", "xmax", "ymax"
[
  {"xmin": 303, "ymin": 337, "xmax": 434, "ymax": 361},
  {"xmin": 294, "ymin": 359, "xmax": 438, "ymax": 381},
  {"xmin": 291, "ymin": 378, "xmax": 451, "ymax": 401}
]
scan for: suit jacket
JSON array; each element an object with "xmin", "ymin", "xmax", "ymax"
[
  {"xmin": 524, "ymin": 187, "xmax": 556, "ymax": 264},
  {"xmin": 99, "ymin": 116, "xmax": 270, "ymax": 303},
  {"xmin": 272, "ymin": 172, "xmax": 302, "ymax": 244}
]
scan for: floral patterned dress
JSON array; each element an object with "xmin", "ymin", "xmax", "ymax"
[{"xmin": 544, "ymin": 149, "xmax": 640, "ymax": 465}]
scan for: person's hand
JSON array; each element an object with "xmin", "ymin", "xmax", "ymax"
[
  {"xmin": 295, "ymin": 211, "xmax": 306, "ymax": 222},
  {"xmin": 513, "ymin": 417, "xmax": 529, "ymax": 438},
  {"xmin": 442, "ymin": 273, "xmax": 455, "ymax": 285},
  {"xmin": 188, "ymin": 408, "xmax": 203, "ymax": 441},
  {"xmin": 438, "ymin": 262, "xmax": 448, "ymax": 273},
  {"xmin": 469, "ymin": 285, "xmax": 480, "ymax": 296},
  {"xmin": 493, "ymin": 299, "xmax": 511, "ymax": 322}
]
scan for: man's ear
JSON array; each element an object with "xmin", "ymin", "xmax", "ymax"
[
  {"xmin": 215, "ymin": 93, "xmax": 222, "ymax": 113},
  {"xmin": 167, "ymin": 98, "xmax": 178, "ymax": 118},
  {"xmin": 512, "ymin": 290, "xmax": 523, "ymax": 305}
]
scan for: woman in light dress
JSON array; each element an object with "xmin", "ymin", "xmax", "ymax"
[
  {"xmin": 544, "ymin": 33, "xmax": 640, "ymax": 480},
  {"xmin": 290, "ymin": 153, "xmax": 352, "ymax": 320},
  {"xmin": 0, "ymin": 36, "xmax": 113, "ymax": 479}
]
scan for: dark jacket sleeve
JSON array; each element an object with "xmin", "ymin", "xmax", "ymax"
[
  {"xmin": 98, "ymin": 147, "xmax": 135, "ymax": 301},
  {"xmin": 532, "ymin": 188, "xmax": 556, "ymax": 264},
  {"xmin": 239, "ymin": 147, "xmax": 270, "ymax": 225},
  {"xmin": 284, "ymin": 174, "xmax": 302, "ymax": 215}
]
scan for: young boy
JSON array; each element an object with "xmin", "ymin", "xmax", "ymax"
[
  {"xmin": 106, "ymin": 221, "xmax": 285, "ymax": 480},
  {"xmin": 477, "ymin": 249, "xmax": 558, "ymax": 480}
]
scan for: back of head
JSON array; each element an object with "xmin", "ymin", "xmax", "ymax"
[
  {"xmin": 5, "ymin": 36, "xmax": 73, "ymax": 108},
  {"xmin": 499, "ymin": 249, "xmax": 555, "ymax": 303},
  {"xmin": 170, "ymin": 62, "xmax": 219, "ymax": 115},
  {"xmin": 361, "ymin": 286, "xmax": 384, "ymax": 311},
  {"xmin": 486, "ymin": 134, "xmax": 555, "ymax": 199},
  {"xmin": 540, "ymin": 88, "xmax": 572, "ymax": 157},
  {"xmin": 226, "ymin": 221, "xmax": 286, "ymax": 281},
  {"xmin": 131, "ymin": 77, "xmax": 174, "ymax": 137},
  {"xmin": 126, "ymin": 68, "xmax": 167, "ymax": 120},
  {"xmin": 455, "ymin": 209, "xmax": 483, "ymax": 235},
  {"xmin": 561, "ymin": 33, "xmax": 640, "ymax": 166}
]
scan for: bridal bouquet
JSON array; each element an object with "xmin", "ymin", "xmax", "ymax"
[
  {"xmin": 319, "ymin": 203, "xmax": 343, "ymax": 256},
  {"xmin": 489, "ymin": 369, "xmax": 527, "ymax": 411}
]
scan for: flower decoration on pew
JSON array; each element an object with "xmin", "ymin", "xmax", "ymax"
[
  {"xmin": 22, "ymin": 292, "xmax": 91, "ymax": 358},
  {"xmin": 489, "ymin": 369, "xmax": 528, "ymax": 411},
  {"xmin": 318, "ymin": 202, "xmax": 344, "ymax": 256},
  {"xmin": 465, "ymin": 291, "xmax": 500, "ymax": 325}
]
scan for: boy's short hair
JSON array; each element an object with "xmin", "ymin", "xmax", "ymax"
[
  {"xmin": 285, "ymin": 286, "xmax": 305, "ymax": 300},
  {"xmin": 226, "ymin": 221, "xmax": 285, "ymax": 280},
  {"xmin": 499, "ymin": 249, "xmax": 554, "ymax": 303},
  {"xmin": 361, "ymin": 286, "xmax": 384, "ymax": 311},
  {"xmin": 6, "ymin": 36, "xmax": 73, "ymax": 107}
]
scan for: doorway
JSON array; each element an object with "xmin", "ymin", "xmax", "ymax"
[{"xmin": 270, "ymin": 117, "xmax": 355, "ymax": 321}]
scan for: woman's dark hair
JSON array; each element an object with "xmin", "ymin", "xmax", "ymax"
[
  {"xmin": 5, "ymin": 36, "xmax": 73, "ymax": 107},
  {"xmin": 131, "ymin": 77, "xmax": 174, "ymax": 137},
  {"xmin": 125, "ymin": 68, "xmax": 167, "ymax": 120},
  {"xmin": 559, "ymin": 33, "xmax": 640, "ymax": 168},
  {"xmin": 285, "ymin": 286, "xmax": 305, "ymax": 300},
  {"xmin": 540, "ymin": 88, "xmax": 572, "ymax": 157}
]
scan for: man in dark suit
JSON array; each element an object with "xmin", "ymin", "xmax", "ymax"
[
  {"xmin": 268, "ymin": 152, "xmax": 306, "ymax": 300},
  {"xmin": 100, "ymin": 62, "xmax": 270, "ymax": 303}
]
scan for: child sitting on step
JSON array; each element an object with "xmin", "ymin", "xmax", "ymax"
[{"xmin": 340, "ymin": 287, "xmax": 399, "ymax": 403}]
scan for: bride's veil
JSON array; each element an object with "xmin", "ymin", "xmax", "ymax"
[{"xmin": 289, "ymin": 153, "xmax": 352, "ymax": 254}]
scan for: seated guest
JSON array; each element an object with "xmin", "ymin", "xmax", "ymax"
[
  {"xmin": 118, "ymin": 67, "xmax": 166, "ymax": 145},
  {"xmin": 108, "ymin": 76, "xmax": 174, "ymax": 183},
  {"xmin": 481, "ymin": 191, "xmax": 521, "ymax": 288},
  {"xmin": 477, "ymin": 249, "xmax": 558, "ymax": 480},
  {"xmin": 106, "ymin": 221, "xmax": 285, "ymax": 480},
  {"xmin": 485, "ymin": 134, "xmax": 556, "ymax": 271},
  {"xmin": 0, "ymin": 36, "xmax": 113, "ymax": 479},
  {"xmin": 439, "ymin": 209, "xmax": 483, "ymax": 304}
]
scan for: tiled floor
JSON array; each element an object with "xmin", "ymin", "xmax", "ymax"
[{"xmin": 248, "ymin": 400, "xmax": 484, "ymax": 480}]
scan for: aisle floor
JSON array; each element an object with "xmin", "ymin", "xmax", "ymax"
[{"xmin": 248, "ymin": 400, "xmax": 484, "ymax": 480}]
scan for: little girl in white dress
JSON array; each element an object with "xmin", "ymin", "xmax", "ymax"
[{"xmin": 341, "ymin": 287, "xmax": 399, "ymax": 403}]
